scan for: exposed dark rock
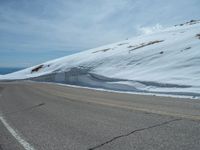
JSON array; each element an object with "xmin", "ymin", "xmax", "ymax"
[
  {"xmin": 31, "ymin": 65, "xmax": 44, "ymax": 73},
  {"xmin": 160, "ymin": 51, "xmax": 164, "ymax": 54},
  {"xmin": 196, "ymin": 33, "xmax": 200, "ymax": 39}
]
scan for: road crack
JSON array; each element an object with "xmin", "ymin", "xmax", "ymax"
[
  {"xmin": 4, "ymin": 102, "xmax": 45, "ymax": 116},
  {"xmin": 0, "ymin": 144, "xmax": 3, "ymax": 150},
  {"xmin": 88, "ymin": 118, "xmax": 181, "ymax": 150}
]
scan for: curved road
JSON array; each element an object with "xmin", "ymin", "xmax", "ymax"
[{"xmin": 0, "ymin": 81, "xmax": 200, "ymax": 150}]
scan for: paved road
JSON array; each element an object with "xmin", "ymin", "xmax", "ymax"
[{"xmin": 0, "ymin": 81, "xmax": 200, "ymax": 150}]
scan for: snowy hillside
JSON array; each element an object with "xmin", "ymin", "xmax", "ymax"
[{"xmin": 1, "ymin": 20, "xmax": 200, "ymax": 98}]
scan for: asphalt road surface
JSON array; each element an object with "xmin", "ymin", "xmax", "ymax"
[{"xmin": 0, "ymin": 81, "xmax": 200, "ymax": 150}]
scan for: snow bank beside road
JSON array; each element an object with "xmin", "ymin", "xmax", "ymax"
[{"xmin": 1, "ymin": 20, "xmax": 200, "ymax": 98}]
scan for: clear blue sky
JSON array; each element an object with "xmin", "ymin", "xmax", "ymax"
[{"xmin": 0, "ymin": 0, "xmax": 200, "ymax": 67}]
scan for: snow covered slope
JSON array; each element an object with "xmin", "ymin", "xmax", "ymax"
[{"xmin": 1, "ymin": 20, "xmax": 200, "ymax": 98}]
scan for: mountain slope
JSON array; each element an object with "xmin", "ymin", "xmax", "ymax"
[{"xmin": 1, "ymin": 20, "xmax": 200, "ymax": 98}]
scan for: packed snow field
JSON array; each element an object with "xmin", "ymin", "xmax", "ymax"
[{"xmin": 1, "ymin": 20, "xmax": 200, "ymax": 98}]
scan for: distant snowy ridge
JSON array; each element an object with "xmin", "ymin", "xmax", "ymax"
[{"xmin": 1, "ymin": 20, "xmax": 200, "ymax": 98}]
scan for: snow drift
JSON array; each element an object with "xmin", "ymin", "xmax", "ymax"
[{"xmin": 1, "ymin": 20, "xmax": 200, "ymax": 98}]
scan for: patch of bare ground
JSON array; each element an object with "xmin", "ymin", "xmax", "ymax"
[
  {"xmin": 175, "ymin": 19, "xmax": 200, "ymax": 27},
  {"xmin": 128, "ymin": 40, "xmax": 164, "ymax": 52},
  {"xmin": 118, "ymin": 43, "xmax": 129, "ymax": 46},
  {"xmin": 181, "ymin": 47, "xmax": 191, "ymax": 52},
  {"xmin": 92, "ymin": 48, "xmax": 111, "ymax": 53}
]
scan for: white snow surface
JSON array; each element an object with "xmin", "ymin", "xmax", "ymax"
[{"xmin": 1, "ymin": 21, "xmax": 200, "ymax": 97}]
